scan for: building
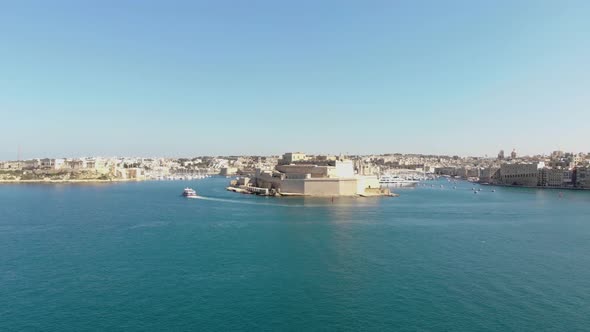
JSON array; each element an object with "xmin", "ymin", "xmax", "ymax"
[
  {"xmin": 480, "ymin": 166, "xmax": 500, "ymax": 183},
  {"xmin": 562, "ymin": 169, "xmax": 573, "ymax": 187},
  {"xmin": 434, "ymin": 167, "xmax": 457, "ymax": 177},
  {"xmin": 510, "ymin": 149, "xmax": 517, "ymax": 159},
  {"xmin": 0, "ymin": 161, "xmax": 24, "ymax": 170},
  {"xmin": 423, "ymin": 165, "xmax": 437, "ymax": 173},
  {"xmin": 249, "ymin": 153, "xmax": 383, "ymax": 196},
  {"xmin": 354, "ymin": 159, "xmax": 378, "ymax": 176},
  {"xmin": 40, "ymin": 158, "xmax": 65, "ymax": 170},
  {"xmin": 551, "ymin": 150, "xmax": 564, "ymax": 160},
  {"xmin": 66, "ymin": 159, "xmax": 85, "ymax": 170},
  {"xmin": 574, "ymin": 167, "xmax": 590, "ymax": 188},
  {"xmin": 456, "ymin": 167, "xmax": 480, "ymax": 179},
  {"xmin": 539, "ymin": 168, "xmax": 565, "ymax": 187},
  {"xmin": 220, "ymin": 167, "xmax": 238, "ymax": 176},
  {"xmin": 23, "ymin": 159, "xmax": 40, "ymax": 170},
  {"xmin": 499, "ymin": 163, "xmax": 543, "ymax": 186},
  {"xmin": 278, "ymin": 152, "xmax": 308, "ymax": 165},
  {"xmin": 116, "ymin": 167, "xmax": 145, "ymax": 180},
  {"xmin": 85, "ymin": 158, "xmax": 111, "ymax": 174}
]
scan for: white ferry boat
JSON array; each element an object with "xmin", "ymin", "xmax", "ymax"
[
  {"xmin": 379, "ymin": 175, "xmax": 419, "ymax": 187},
  {"xmin": 182, "ymin": 187, "xmax": 198, "ymax": 198}
]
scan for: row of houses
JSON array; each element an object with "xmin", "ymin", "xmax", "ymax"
[
  {"xmin": 435, "ymin": 166, "xmax": 482, "ymax": 178},
  {"xmin": 0, "ymin": 158, "xmax": 113, "ymax": 172},
  {"xmin": 435, "ymin": 162, "xmax": 590, "ymax": 189},
  {"xmin": 0, "ymin": 158, "xmax": 149, "ymax": 181},
  {"xmin": 0, "ymin": 156, "xmax": 235, "ymax": 179},
  {"xmin": 486, "ymin": 163, "xmax": 590, "ymax": 189}
]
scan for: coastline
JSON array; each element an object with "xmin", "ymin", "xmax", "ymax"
[
  {"xmin": 226, "ymin": 186, "xmax": 398, "ymax": 198},
  {"xmin": 0, "ymin": 179, "xmax": 141, "ymax": 184},
  {"xmin": 480, "ymin": 182, "xmax": 590, "ymax": 191}
]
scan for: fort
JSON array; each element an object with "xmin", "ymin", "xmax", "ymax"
[{"xmin": 228, "ymin": 152, "xmax": 393, "ymax": 197}]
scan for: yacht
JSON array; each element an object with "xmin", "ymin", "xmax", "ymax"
[
  {"xmin": 379, "ymin": 175, "xmax": 419, "ymax": 187},
  {"xmin": 182, "ymin": 187, "xmax": 198, "ymax": 198}
]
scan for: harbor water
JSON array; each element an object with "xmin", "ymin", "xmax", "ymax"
[{"xmin": 1, "ymin": 177, "xmax": 590, "ymax": 331}]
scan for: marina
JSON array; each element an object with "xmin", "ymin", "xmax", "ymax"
[{"xmin": 378, "ymin": 175, "xmax": 420, "ymax": 187}]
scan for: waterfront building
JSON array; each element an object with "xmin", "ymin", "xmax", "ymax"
[
  {"xmin": 539, "ymin": 168, "xmax": 568, "ymax": 187},
  {"xmin": 85, "ymin": 158, "xmax": 112, "ymax": 174},
  {"xmin": 116, "ymin": 167, "xmax": 145, "ymax": 180},
  {"xmin": 499, "ymin": 163, "xmax": 543, "ymax": 186},
  {"xmin": 574, "ymin": 167, "xmax": 590, "ymax": 188},
  {"xmin": 456, "ymin": 167, "xmax": 480, "ymax": 178},
  {"xmin": 66, "ymin": 159, "xmax": 86, "ymax": 170},
  {"xmin": 250, "ymin": 152, "xmax": 382, "ymax": 196},
  {"xmin": 480, "ymin": 166, "xmax": 500, "ymax": 183},
  {"xmin": 562, "ymin": 169, "xmax": 574, "ymax": 186},
  {"xmin": 434, "ymin": 167, "xmax": 457, "ymax": 177},
  {"xmin": 40, "ymin": 158, "xmax": 65, "ymax": 170},
  {"xmin": 23, "ymin": 159, "xmax": 41, "ymax": 170},
  {"xmin": 423, "ymin": 165, "xmax": 437, "ymax": 173},
  {"xmin": 1, "ymin": 161, "xmax": 24, "ymax": 170},
  {"xmin": 40, "ymin": 158, "xmax": 52, "ymax": 169},
  {"xmin": 220, "ymin": 167, "xmax": 238, "ymax": 176}
]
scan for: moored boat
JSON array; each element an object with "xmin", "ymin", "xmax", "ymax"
[{"xmin": 379, "ymin": 175, "xmax": 419, "ymax": 187}]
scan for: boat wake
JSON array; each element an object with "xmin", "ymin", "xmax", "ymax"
[
  {"xmin": 192, "ymin": 195, "xmax": 314, "ymax": 207},
  {"xmin": 191, "ymin": 195, "xmax": 373, "ymax": 208}
]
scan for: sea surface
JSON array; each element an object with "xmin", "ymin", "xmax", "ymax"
[{"xmin": 1, "ymin": 177, "xmax": 590, "ymax": 331}]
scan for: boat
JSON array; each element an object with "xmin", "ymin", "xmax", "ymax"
[
  {"xmin": 182, "ymin": 187, "xmax": 198, "ymax": 198},
  {"xmin": 379, "ymin": 175, "xmax": 419, "ymax": 187}
]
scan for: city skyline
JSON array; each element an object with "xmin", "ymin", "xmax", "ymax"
[
  {"xmin": 1, "ymin": 1, "xmax": 589, "ymax": 159},
  {"xmin": 1, "ymin": 146, "xmax": 588, "ymax": 162}
]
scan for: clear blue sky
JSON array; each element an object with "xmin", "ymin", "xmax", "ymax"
[{"xmin": 1, "ymin": 0, "xmax": 589, "ymax": 159}]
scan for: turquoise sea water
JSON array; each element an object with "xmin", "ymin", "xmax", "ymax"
[{"xmin": 2, "ymin": 178, "xmax": 590, "ymax": 331}]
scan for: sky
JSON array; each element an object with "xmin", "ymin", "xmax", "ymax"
[{"xmin": 1, "ymin": 0, "xmax": 589, "ymax": 159}]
